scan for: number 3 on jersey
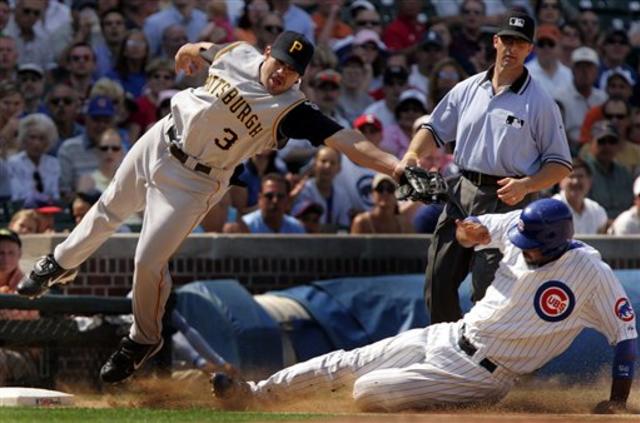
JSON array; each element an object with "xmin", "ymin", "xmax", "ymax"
[{"xmin": 215, "ymin": 128, "xmax": 238, "ymax": 150}]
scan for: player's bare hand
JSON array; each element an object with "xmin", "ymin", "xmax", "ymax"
[
  {"xmin": 592, "ymin": 400, "xmax": 634, "ymax": 414},
  {"xmin": 175, "ymin": 43, "xmax": 208, "ymax": 75},
  {"xmin": 497, "ymin": 177, "xmax": 530, "ymax": 206},
  {"xmin": 393, "ymin": 153, "xmax": 418, "ymax": 182},
  {"xmin": 455, "ymin": 218, "xmax": 490, "ymax": 247}
]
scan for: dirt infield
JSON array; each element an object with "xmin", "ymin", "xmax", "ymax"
[{"xmin": 61, "ymin": 371, "xmax": 640, "ymax": 421}]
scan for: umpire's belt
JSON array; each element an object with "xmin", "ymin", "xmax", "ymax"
[
  {"xmin": 458, "ymin": 325, "xmax": 497, "ymax": 374},
  {"xmin": 461, "ymin": 170, "xmax": 508, "ymax": 186},
  {"xmin": 167, "ymin": 126, "xmax": 212, "ymax": 176}
]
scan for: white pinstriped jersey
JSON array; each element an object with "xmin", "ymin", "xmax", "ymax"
[
  {"xmin": 169, "ymin": 42, "xmax": 305, "ymax": 171},
  {"xmin": 464, "ymin": 211, "xmax": 638, "ymax": 375}
]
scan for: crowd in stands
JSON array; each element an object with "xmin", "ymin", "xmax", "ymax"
[{"xmin": 1, "ymin": 0, "xmax": 640, "ymax": 236}]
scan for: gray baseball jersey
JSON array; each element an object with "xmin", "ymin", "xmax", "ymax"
[{"xmin": 170, "ymin": 42, "xmax": 306, "ymax": 170}]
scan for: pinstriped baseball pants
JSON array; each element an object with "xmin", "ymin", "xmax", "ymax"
[
  {"xmin": 252, "ymin": 322, "xmax": 516, "ymax": 411},
  {"xmin": 52, "ymin": 116, "xmax": 227, "ymax": 345}
]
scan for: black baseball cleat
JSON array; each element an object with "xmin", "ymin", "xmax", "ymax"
[
  {"xmin": 17, "ymin": 254, "xmax": 78, "ymax": 298},
  {"xmin": 100, "ymin": 336, "xmax": 164, "ymax": 384},
  {"xmin": 211, "ymin": 372, "xmax": 253, "ymax": 409}
]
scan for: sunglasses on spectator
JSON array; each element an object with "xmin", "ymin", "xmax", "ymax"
[
  {"xmin": 606, "ymin": 38, "xmax": 627, "ymax": 46},
  {"xmin": 356, "ymin": 19, "xmax": 381, "ymax": 27},
  {"xmin": 540, "ymin": 2, "xmax": 559, "ymax": 9},
  {"xmin": 604, "ymin": 112, "xmax": 627, "ymax": 120},
  {"xmin": 20, "ymin": 7, "xmax": 41, "ymax": 17},
  {"xmin": 70, "ymin": 54, "xmax": 92, "ymax": 62},
  {"xmin": 597, "ymin": 137, "xmax": 619, "ymax": 146},
  {"xmin": 18, "ymin": 74, "xmax": 42, "ymax": 82},
  {"xmin": 536, "ymin": 39, "xmax": 556, "ymax": 48},
  {"xmin": 99, "ymin": 145, "xmax": 122, "ymax": 152},
  {"xmin": 374, "ymin": 183, "xmax": 395, "ymax": 194},
  {"xmin": 262, "ymin": 192, "xmax": 286, "ymax": 201},
  {"xmin": 49, "ymin": 97, "xmax": 74, "ymax": 106},
  {"xmin": 33, "ymin": 171, "xmax": 43, "ymax": 192},
  {"xmin": 152, "ymin": 73, "xmax": 174, "ymax": 81},
  {"xmin": 262, "ymin": 25, "xmax": 283, "ymax": 34},
  {"xmin": 461, "ymin": 8, "xmax": 482, "ymax": 15},
  {"xmin": 126, "ymin": 39, "xmax": 147, "ymax": 48}
]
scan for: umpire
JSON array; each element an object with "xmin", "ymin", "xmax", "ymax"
[{"xmin": 395, "ymin": 12, "xmax": 572, "ymax": 323}]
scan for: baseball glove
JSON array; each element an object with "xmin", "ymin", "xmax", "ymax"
[{"xmin": 395, "ymin": 166, "xmax": 449, "ymax": 203}]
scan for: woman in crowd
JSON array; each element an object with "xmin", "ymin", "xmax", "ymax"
[
  {"xmin": 108, "ymin": 30, "xmax": 149, "ymax": 98},
  {"xmin": 351, "ymin": 174, "xmax": 412, "ymax": 234}
]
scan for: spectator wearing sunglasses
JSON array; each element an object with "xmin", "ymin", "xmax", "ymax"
[
  {"xmin": 598, "ymin": 29, "xmax": 636, "ymax": 90},
  {"xmin": 45, "ymin": 83, "xmax": 83, "ymax": 155},
  {"xmin": 7, "ymin": 113, "xmax": 60, "ymax": 202},
  {"xmin": 584, "ymin": 120, "xmax": 634, "ymax": 221},
  {"xmin": 350, "ymin": 2, "xmax": 383, "ymax": 37},
  {"xmin": 76, "ymin": 128, "xmax": 125, "ymax": 194},
  {"xmin": 230, "ymin": 173, "xmax": 305, "ymax": 234},
  {"xmin": 427, "ymin": 58, "xmax": 467, "ymax": 111},
  {"xmin": 380, "ymin": 89, "xmax": 427, "ymax": 158},
  {"xmin": 526, "ymin": 25, "xmax": 572, "ymax": 100},
  {"xmin": 350, "ymin": 173, "xmax": 412, "ymax": 234},
  {"xmin": 63, "ymin": 42, "xmax": 98, "ymax": 101},
  {"xmin": 3, "ymin": 0, "xmax": 54, "ymax": 70},
  {"xmin": 579, "ymin": 98, "xmax": 640, "ymax": 178},
  {"xmin": 131, "ymin": 58, "xmax": 176, "ymax": 135},
  {"xmin": 609, "ymin": 176, "xmax": 640, "ymax": 235},
  {"xmin": 255, "ymin": 12, "xmax": 285, "ymax": 53}
]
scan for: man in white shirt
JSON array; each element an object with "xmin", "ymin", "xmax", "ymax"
[
  {"xmin": 609, "ymin": 176, "xmax": 640, "ymax": 235},
  {"xmin": 552, "ymin": 157, "xmax": 607, "ymax": 234},
  {"xmin": 526, "ymin": 24, "xmax": 572, "ymax": 99},
  {"xmin": 555, "ymin": 47, "xmax": 607, "ymax": 147}
]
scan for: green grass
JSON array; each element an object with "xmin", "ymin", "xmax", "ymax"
[{"xmin": 0, "ymin": 408, "xmax": 325, "ymax": 423}]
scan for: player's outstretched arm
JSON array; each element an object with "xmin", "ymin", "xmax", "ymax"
[
  {"xmin": 594, "ymin": 339, "xmax": 637, "ymax": 414},
  {"xmin": 325, "ymin": 128, "xmax": 399, "ymax": 179},
  {"xmin": 175, "ymin": 42, "xmax": 215, "ymax": 75}
]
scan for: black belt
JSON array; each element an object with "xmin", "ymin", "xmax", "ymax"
[
  {"xmin": 458, "ymin": 327, "xmax": 497, "ymax": 373},
  {"xmin": 167, "ymin": 126, "xmax": 212, "ymax": 175},
  {"xmin": 461, "ymin": 170, "xmax": 506, "ymax": 186}
]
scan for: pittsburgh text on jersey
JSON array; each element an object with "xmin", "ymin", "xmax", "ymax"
[{"xmin": 204, "ymin": 73, "xmax": 264, "ymax": 138}]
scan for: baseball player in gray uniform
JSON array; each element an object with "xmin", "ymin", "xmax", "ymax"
[
  {"xmin": 16, "ymin": 31, "xmax": 401, "ymax": 384},
  {"xmin": 212, "ymin": 199, "xmax": 637, "ymax": 414}
]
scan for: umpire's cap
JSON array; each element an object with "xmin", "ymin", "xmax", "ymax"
[
  {"xmin": 496, "ymin": 11, "xmax": 535, "ymax": 44},
  {"xmin": 270, "ymin": 31, "xmax": 314, "ymax": 75}
]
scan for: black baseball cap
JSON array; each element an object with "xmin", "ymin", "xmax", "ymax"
[
  {"xmin": 0, "ymin": 228, "xmax": 21, "ymax": 248},
  {"xmin": 270, "ymin": 31, "xmax": 314, "ymax": 75},
  {"xmin": 496, "ymin": 11, "xmax": 535, "ymax": 44}
]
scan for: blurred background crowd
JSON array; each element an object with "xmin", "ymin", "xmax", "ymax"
[{"xmin": 0, "ymin": 0, "xmax": 640, "ymax": 238}]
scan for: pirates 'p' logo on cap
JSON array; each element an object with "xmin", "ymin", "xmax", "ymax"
[
  {"xmin": 289, "ymin": 40, "xmax": 303, "ymax": 54},
  {"xmin": 509, "ymin": 17, "xmax": 525, "ymax": 27}
]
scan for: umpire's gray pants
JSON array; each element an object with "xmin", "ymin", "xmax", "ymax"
[
  {"xmin": 53, "ymin": 116, "xmax": 228, "ymax": 345},
  {"xmin": 424, "ymin": 176, "xmax": 536, "ymax": 324}
]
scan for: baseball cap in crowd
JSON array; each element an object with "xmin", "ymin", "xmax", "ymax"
[
  {"xmin": 496, "ymin": 11, "xmax": 535, "ymax": 44},
  {"xmin": 17, "ymin": 63, "xmax": 45, "ymax": 78},
  {"xmin": 398, "ymin": 89, "xmax": 427, "ymax": 108},
  {"xmin": 0, "ymin": 228, "xmax": 21, "ymax": 248},
  {"xmin": 604, "ymin": 28, "xmax": 629, "ymax": 45},
  {"xmin": 353, "ymin": 29, "xmax": 386, "ymax": 51},
  {"xmin": 634, "ymin": 176, "xmax": 640, "ymax": 196},
  {"xmin": 350, "ymin": 0, "xmax": 376, "ymax": 15},
  {"xmin": 353, "ymin": 113, "xmax": 382, "ymax": 132},
  {"xmin": 571, "ymin": 46, "xmax": 599, "ymax": 66},
  {"xmin": 293, "ymin": 201, "xmax": 324, "ymax": 219},
  {"xmin": 314, "ymin": 69, "xmax": 341, "ymax": 88},
  {"xmin": 536, "ymin": 24, "xmax": 561, "ymax": 42},
  {"xmin": 270, "ymin": 30, "xmax": 314, "ymax": 75},
  {"xmin": 383, "ymin": 65, "xmax": 409, "ymax": 86},
  {"xmin": 372, "ymin": 173, "xmax": 396, "ymax": 190},
  {"xmin": 603, "ymin": 67, "xmax": 635, "ymax": 87},
  {"xmin": 23, "ymin": 195, "xmax": 63, "ymax": 214},
  {"xmin": 420, "ymin": 30, "xmax": 444, "ymax": 49},
  {"xmin": 591, "ymin": 120, "xmax": 619, "ymax": 142},
  {"xmin": 87, "ymin": 95, "xmax": 115, "ymax": 117}
]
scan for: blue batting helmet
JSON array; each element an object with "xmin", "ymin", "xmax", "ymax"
[{"xmin": 507, "ymin": 198, "xmax": 574, "ymax": 257}]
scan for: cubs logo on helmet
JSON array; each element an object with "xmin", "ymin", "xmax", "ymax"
[
  {"xmin": 615, "ymin": 298, "xmax": 635, "ymax": 322},
  {"xmin": 534, "ymin": 280, "xmax": 575, "ymax": 322}
]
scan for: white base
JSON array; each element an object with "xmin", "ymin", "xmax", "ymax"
[{"xmin": 0, "ymin": 387, "xmax": 74, "ymax": 407}]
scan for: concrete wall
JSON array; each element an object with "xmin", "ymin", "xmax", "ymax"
[{"xmin": 19, "ymin": 234, "xmax": 640, "ymax": 296}]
